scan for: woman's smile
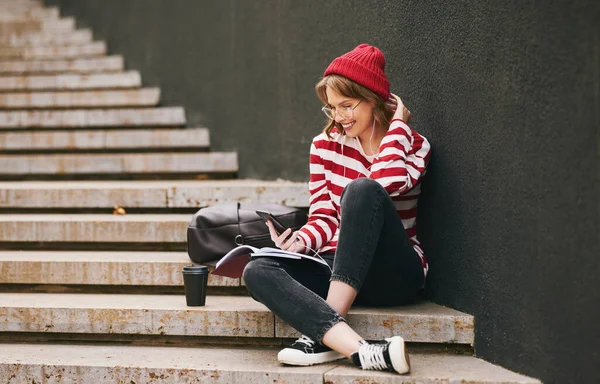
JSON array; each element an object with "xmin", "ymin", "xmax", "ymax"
[{"xmin": 341, "ymin": 121, "xmax": 355, "ymax": 131}]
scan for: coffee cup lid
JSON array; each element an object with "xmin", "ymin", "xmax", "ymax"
[{"xmin": 183, "ymin": 265, "xmax": 209, "ymax": 272}]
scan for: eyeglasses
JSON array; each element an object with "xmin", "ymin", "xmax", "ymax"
[{"xmin": 321, "ymin": 99, "xmax": 362, "ymax": 120}]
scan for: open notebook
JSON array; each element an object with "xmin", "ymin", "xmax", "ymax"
[{"xmin": 211, "ymin": 245, "xmax": 330, "ymax": 278}]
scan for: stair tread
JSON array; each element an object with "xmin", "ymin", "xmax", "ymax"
[
  {"xmin": 0, "ymin": 88, "xmax": 160, "ymax": 108},
  {"xmin": 0, "ymin": 293, "xmax": 473, "ymax": 343},
  {"xmin": 0, "ymin": 179, "xmax": 309, "ymax": 208},
  {"xmin": 0, "ymin": 343, "xmax": 541, "ymax": 384},
  {"xmin": 0, "ymin": 71, "xmax": 141, "ymax": 90}
]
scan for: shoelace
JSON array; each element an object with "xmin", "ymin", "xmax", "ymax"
[
  {"xmin": 358, "ymin": 342, "xmax": 389, "ymax": 370},
  {"xmin": 294, "ymin": 335, "xmax": 315, "ymax": 348}
]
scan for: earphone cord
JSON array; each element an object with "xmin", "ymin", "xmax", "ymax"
[
  {"xmin": 369, "ymin": 117, "xmax": 378, "ymax": 159},
  {"xmin": 297, "ymin": 242, "xmax": 333, "ymax": 273}
]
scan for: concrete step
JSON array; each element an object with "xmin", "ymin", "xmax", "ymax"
[
  {"xmin": 0, "ymin": 4, "xmax": 45, "ymax": 13},
  {"xmin": 0, "ymin": 71, "xmax": 141, "ymax": 91},
  {"xmin": 0, "ymin": 55, "xmax": 122, "ymax": 75},
  {"xmin": 0, "ymin": 127, "xmax": 209, "ymax": 151},
  {"xmin": 0, "ymin": 18, "xmax": 75, "ymax": 36},
  {"xmin": 0, "ymin": 88, "xmax": 160, "ymax": 109},
  {"xmin": 0, "ymin": 106, "xmax": 185, "ymax": 128},
  {"xmin": 0, "ymin": 29, "xmax": 92, "ymax": 46},
  {"xmin": 0, "ymin": 0, "xmax": 43, "ymax": 6},
  {"xmin": 0, "ymin": 214, "xmax": 190, "ymax": 243},
  {"xmin": 0, "ymin": 6, "xmax": 59, "ymax": 20},
  {"xmin": 0, "ymin": 344, "xmax": 541, "ymax": 384},
  {"xmin": 0, "ymin": 41, "xmax": 106, "ymax": 60},
  {"xmin": 0, "ymin": 251, "xmax": 239, "ymax": 287},
  {"xmin": 0, "ymin": 151, "xmax": 237, "ymax": 177},
  {"xmin": 0, "ymin": 179, "xmax": 309, "ymax": 208},
  {"xmin": 0, "ymin": 293, "xmax": 474, "ymax": 344}
]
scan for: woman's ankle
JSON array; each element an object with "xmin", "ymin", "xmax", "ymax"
[{"xmin": 321, "ymin": 322, "xmax": 363, "ymax": 358}]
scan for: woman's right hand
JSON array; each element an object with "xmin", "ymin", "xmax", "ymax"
[
  {"xmin": 388, "ymin": 93, "xmax": 411, "ymax": 123},
  {"xmin": 265, "ymin": 220, "xmax": 306, "ymax": 253}
]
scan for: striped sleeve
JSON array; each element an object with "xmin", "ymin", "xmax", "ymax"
[
  {"xmin": 370, "ymin": 119, "xmax": 431, "ymax": 197},
  {"xmin": 297, "ymin": 142, "xmax": 339, "ymax": 252}
]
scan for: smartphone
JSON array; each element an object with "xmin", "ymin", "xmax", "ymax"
[{"xmin": 255, "ymin": 211, "xmax": 289, "ymax": 235}]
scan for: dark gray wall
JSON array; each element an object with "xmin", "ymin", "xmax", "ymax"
[{"xmin": 46, "ymin": 1, "xmax": 599, "ymax": 383}]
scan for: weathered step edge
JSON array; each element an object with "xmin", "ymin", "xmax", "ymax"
[
  {"xmin": 0, "ymin": 55, "xmax": 123, "ymax": 75},
  {"xmin": 0, "ymin": 152, "xmax": 237, "ymax": 176},
  {"xmin": 0, "ymin": 71, "xmax": 141, "ymax": 91},
  {"xmin": 0, "ymin": 107, "xmax": 186, "ymax": 128},
  {"xmin": 0, "ymin": 29, "xmax": 93, "ymax": 46},
  {"xmin": 0, "ymin": 293, "xmax": 474, "ymax": 344},
  {"xmin": 0, "ymin": 88, "xmax": 160, "ymax": 109},
  {"xmin": 0, "ymin": 214, "xmax": 214, "ymax": 243},
  {"xmin": 0, "ymin": 41, "xmax": 106, "ymax": 60},
  {"xmin": 0, "ymin": 179, "xmax": 310, "ymax": 208},
  {"xmin": 0, "ymin": 127, "xmax": 209, "ymax": 151},
  {"xmin": 0, "ymin": 344, "xmax": 543, "ymax": 384},
  {"xmin": 0, "ymin": 251, "xmax": 239, "ymax": 287}
]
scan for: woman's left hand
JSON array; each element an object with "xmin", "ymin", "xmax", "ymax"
[
  {"xmin": 265, "ymin": 220, "xmax": 307, "ymax": 253},
  {"xmin": 387, "ymin": 93, "xmax": 411, "ymax": 123}
]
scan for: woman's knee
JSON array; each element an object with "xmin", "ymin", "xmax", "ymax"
[
  {"xmin": 242, "ymin": 257, "xmax": 284, "ymax": 295},
  {"xmin": 242, "ymin": 258, "xmax": 267, "ymax": 291},
  {"xmin": 340, "ymin": 178, "xmax": 385, "ymax": 206}
]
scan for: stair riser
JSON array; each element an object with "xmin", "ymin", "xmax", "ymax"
[
  {"xmin": 0, "ymin": 344, "xmax": 542, "ymax": 384},
  {"xmin": 0, "ymin": 307, "xmax": 275, "ymax": 339},
  {"xmin": 0, "ymin": 152, "xmax": 237, "ymax": 176},
  {"xmin": 0, "ymin": 56, "xmax": 123, "ymax": 75},
  {"xmin": 0, "ymin": 89, "xmax": 160, "ymax": 109},
  {"xmin": 276, "ymin": 314, "xmax": 474, "ymax": 344},
  {"xmin": 0, "ymin": 261, "xmax": 239, "ymax": 287},
  {"xmin": 0, "ymin": 18, "xmax": 75, "ymax": 36},
  {"xmin": 0, "ymin": 30, "xmax": 92, "ymax": 46},
  {"xmin": 0, "ymin": 364, "xmax": 321, "ymax": 384},
  {"xmin": 0, "ymin": 220, "xmax": 188, "ymax": 243},
  {"xmin": 0, "ymin": 43, "xmax": 106, "ymax": 60},
  {"xmin": 0, "ymin": 300, "xmax": 473, "ymax": 344},
  {"xmin": 0, "ymin": 7, "xmax": 59, "ymax": 20},
  {"xmin": 0, "ymin": 129, "xmax": 208, "ymax": 152},
  {"xmin": 0, "ymin": 107, "xmax": 185, "ymax": 128},
  {"xmin": 0, "ymin": 72, "xmax": 141, "ymax": 91},
  {"xmin": 0, "ymin": 182, "xmax": 309, "ymax": 208}
]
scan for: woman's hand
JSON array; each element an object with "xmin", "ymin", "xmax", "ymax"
[
  {"xmin": 266, "ymin": 220, "xmax": 307, "ymax": 253},
  {"xmin": 387, "ymin": 93, "xmax": 411, "ymax": 123}
]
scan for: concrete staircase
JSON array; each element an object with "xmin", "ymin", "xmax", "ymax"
[{"xmin": 0, "ymin": 1, "xmax": 541, "ymax": 383}]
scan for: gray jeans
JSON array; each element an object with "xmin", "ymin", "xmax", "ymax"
[{"xmin": 243, "ymin": 178, "xmax": 425, "ymax": 343}]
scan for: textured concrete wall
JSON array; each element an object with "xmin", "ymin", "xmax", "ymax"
[{"xmin": 45, "ymin": 1, "xmax": 600, "ymax": 383}]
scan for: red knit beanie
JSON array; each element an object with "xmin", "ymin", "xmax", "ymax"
[{"xmin": 323, "ymin": 44, "xmax": 390, "ymax": 100}]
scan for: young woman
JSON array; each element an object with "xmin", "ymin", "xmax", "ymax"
[{"xmin": 243, "ymin": 44, "xmax": 431, "ymax": 375}]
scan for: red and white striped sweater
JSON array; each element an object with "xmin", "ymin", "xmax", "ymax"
[{"xmin": 296, "ymin": 119, "xmax": 432, "ymax": 277}]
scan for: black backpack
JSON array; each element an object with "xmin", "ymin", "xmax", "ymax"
[{"xmin": 186, "ymin": 202, "xmax": 307, "ymax": 263}]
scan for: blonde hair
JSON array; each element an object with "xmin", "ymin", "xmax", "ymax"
[{"xmin": 315, "ymin": 74, "xmax": 394, "ymax": 139}]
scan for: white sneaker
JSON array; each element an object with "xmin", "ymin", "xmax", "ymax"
[
  {"xmin": 277, "ymin": 335, "xmax": 345, "ymax": 366},
  {"xmin": 351, "ymin": 336, "xmax": 411, "ymax": 374}
]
